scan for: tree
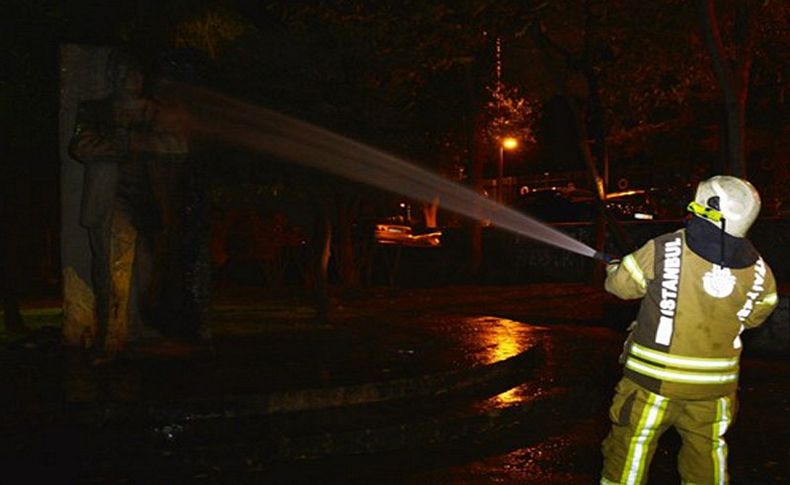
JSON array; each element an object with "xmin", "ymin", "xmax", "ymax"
[
  {"xmin": 697, "ymin": 0, "xmax": 788, "ymax": 177},
  {"xmin": 520, "ymin": 0, "xmax": 636, "ymax": 263},
  {"xmin": 698, "ymin": 0, "xmax": 751, "ymax": 177},
  {"xmin": 223, "ymin": 1, "xmax": 501, "ymax": 289}
]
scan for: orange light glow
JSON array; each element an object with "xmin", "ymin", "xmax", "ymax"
[
  {"xmin": 501, "ymin": 137, "xmax": 518, "ymax": 150},
  {"xmin": 465, "ymin": 316, "xmax": 541, "ymax": 406}
]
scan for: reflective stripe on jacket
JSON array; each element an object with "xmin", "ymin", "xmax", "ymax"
[{"xmin": 605, "ymin": 229, "xmax": 778, "ymax": 400}]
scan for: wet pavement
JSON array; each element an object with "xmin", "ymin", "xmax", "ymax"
[{"xmin": 1, "ymin": 283, "xmax": 788, "ymax": 483}]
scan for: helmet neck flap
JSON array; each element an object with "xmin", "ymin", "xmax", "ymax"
[{"xmin": 686, "ymin": 175, "xmax": 761, "ymax": 266}]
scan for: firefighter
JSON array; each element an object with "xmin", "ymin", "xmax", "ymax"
[{"xmin": 600, "ymin": 175, "xmax": 779, "ymax": 484}]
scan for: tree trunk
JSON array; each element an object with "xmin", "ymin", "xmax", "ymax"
[
  {"xmin": 1, "ymin": 117, "xmax": 25, "ymax": 332},
  {"xmin": 422, "ymin": 197, "xmax": 439, "ymax": 229},
  {"xmin": 334, "ymin": 192, "xmax": 360, "ymax": 288},
  {"xmin": 698, "ymin": 0, "xmax": 752, "ymax": 177},
  {"xmin": 725, "ymin": 99, "xmax": 747, "ymax": 178},
  {"xmin": 175, "ymin": 155, "xmax": 212, "ymax": 341},
  {"xmin": 583, "ymin": 58, "xmax": 612, "ymax": 281},
  {"xmin": 1, "ymin": 222, "xmax": 25, "ymax": 332},
  {"xmin": 314, "ymin": 197, "xmax": 332, "ymax": 323},
  {"xmin": 565, "ymin": 97, "xmax": 632, "ymax": 255},
  {"xmin": 532, "ymin": 21, "xmax": 632, "ymax": 275},
  {"xmin": 466, "ymin": 66, "xmax": 485, "ymax": 280}
]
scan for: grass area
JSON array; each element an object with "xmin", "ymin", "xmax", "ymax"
[
  {"xmin": 0, "ymin": 308, "xmax": 63, "ymax": 343},
  {"xmin": 1, "ymin": 303, "xmax": 325, "ymax": 342},
  {"xmin": 210, "ymin": 303, "xmax": 330, "ymax": 335},
  {"xmin": 211, "ymin": 303, "xmax": 317, "ymax": 319},
  {"xmin": 0, "ymin": 284, "xmax": 605, "ymax": 342}
]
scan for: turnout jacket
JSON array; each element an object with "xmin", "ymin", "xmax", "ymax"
[{"xmin": 605, "ymin": 227, "xmax": 778, "ymax": 400}]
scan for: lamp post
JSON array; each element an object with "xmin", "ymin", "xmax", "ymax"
[{"xmin": 498, "ymin": 137, "xmax": 518, "ymax": 203}]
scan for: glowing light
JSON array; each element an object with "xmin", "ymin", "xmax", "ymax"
[
  {"xmin": 606, "ymin": 189, "xmax": 645, "ymax": 199},
  {"xmin": 501, "ymin": 137, "xmax": 518, "ymax": 150}
]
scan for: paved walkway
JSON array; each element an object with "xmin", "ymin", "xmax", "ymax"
[{"xmin": 1, "ymin": 284, "xmax": 788, "ymax": 483}]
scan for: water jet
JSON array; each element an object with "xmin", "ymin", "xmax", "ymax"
[{"xmin": 161, "ymin": 84, "xmax": 601, "ymax": 261}]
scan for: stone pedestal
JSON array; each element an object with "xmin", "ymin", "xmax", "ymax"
[{"xmin": 59, "ymin": 45, "xmax": 211, "ymax": 345}]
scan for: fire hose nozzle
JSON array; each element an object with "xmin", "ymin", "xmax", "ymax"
[{"xmin": 593, "ymin": 251, "xmax": 619, "ymax": 264}]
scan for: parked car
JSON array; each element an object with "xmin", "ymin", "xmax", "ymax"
[
  {"xmin": 374, "ymin": 222, "xmax": 442, "ymax": 247},
  {"xmin": 605, "ymin": 190, "xmax": 658, "ymax": 221},
  {"xmin": 514, "ymin": 187, "xmax": 596, "ymax": 222},
  {"xmin": 515, "ymin": 186, "xmax": 665, "ymax": 222}
]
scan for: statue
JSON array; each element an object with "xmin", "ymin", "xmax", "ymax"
[{"xmin": 68, "ymin": 49, "xmax": 188, "ymax": 362}]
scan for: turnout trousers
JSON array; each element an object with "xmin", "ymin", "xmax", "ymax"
[{"xmin": 601, "ymin": 377, "xmax": 737, "ymax": 485}]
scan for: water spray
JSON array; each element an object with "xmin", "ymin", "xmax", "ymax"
[{"xmin": 161, "ymin": 83, "xmax": 610, "ymax": 262}]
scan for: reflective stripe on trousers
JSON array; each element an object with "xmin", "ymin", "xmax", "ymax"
[{"xmin": 601, "ymin": 378, "xmax": 735, "ymax": 484}]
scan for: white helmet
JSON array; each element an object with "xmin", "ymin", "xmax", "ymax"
[{"xmin": 687, "ymin": 175, "xmax": 761, "ymax": 237}]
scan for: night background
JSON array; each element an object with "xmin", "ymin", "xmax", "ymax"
[{"xmin": 1, "ymin": 0, "xmax": 788, "ymax": 483}]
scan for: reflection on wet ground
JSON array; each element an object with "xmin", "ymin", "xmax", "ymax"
[
  {"xmin": 467, "ymin": 316, "xmax": 544, "ymax": 365},
  {"xmin": 1, "ymin": 285, "xmax": 788, "ymax": 483},
  {"xmin": 464, "ymin": 316, "xmax": 546, "ymax": 406}
]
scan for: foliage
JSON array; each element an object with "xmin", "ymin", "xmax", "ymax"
[
  {"xmin": 173, "ymin": 8, "xmax": 248, "ymax": 58},
  {"xmin": 503, "ymin": 0, "xmax": 788, "ymax": 185},
  {"xmin": 6, "ymin": 0, "xmax": 790, "ymax": 291},
  {"xmin": 485, "ymin": 82, "xmax": 539, "ymax": 144}
]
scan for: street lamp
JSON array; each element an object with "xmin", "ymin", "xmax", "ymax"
[{"xmin": 498, "ymin": 137, "xmax": 518, "ymax": 203}]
